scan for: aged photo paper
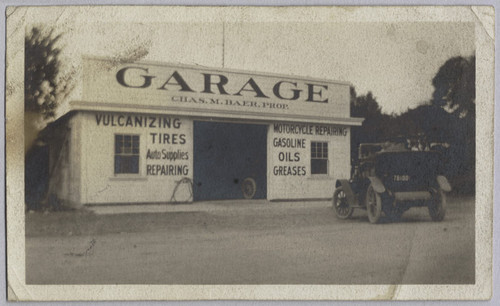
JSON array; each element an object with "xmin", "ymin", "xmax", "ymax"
[{"xmin": 5, "ymin": 5, "xmax": 494, "ymax": 301}]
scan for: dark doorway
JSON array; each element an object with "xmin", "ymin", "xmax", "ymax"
[
  {"xmin": 193, "ymin": 121, "xmax": 267, "ymax": 201},
  {"xmin": 25, "ymin": 145, "xmax": 49, "ymax": 210}
]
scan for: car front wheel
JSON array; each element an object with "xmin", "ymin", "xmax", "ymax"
[
  {"xmin": 365, "ymin": 184, "xmax": 382, "ymax": 224},
  {"xmin": 333, "ymin": 187, "xmax": 354, "ymax": 219}
]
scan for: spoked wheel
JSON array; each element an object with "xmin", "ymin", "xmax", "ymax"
[
  {"xmin": 428, "ymin": 188, "xmax": 446, "ymax": 221},
  {"xmin": 241, "ymin": 177, "xmax": 257, "ymax": 199},
  {"xmin": 365, "ymin": 184, "xmax": 382, "ymax": 224},
  {"xmin": 333, "ymin": 187, "xmax": 354, "ymax": 219}
]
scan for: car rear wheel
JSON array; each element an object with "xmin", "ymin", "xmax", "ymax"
[
  {"xmin": 333, "ymin": 187, "xmax": 354, "ymax": 219},
  {"xmin": 366, "ymin": 184, "xmax": 382, "ymax": 224},
  {"xmin": 428, "ymin": 188, "xmax": 446, "ymax": 221}
]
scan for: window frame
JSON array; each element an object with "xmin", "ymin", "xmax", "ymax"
[
  {"xmin": 113, "ymin": 133, "xmax": 141, "ymax": 176},
  {"xmin": 310, "ymin": 141, "xmax": 329, "ymax": 176}
]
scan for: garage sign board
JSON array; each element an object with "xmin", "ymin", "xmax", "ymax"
[{"xmin": 81, "ymin": 57, "xmax": 353, "ymax": 123}]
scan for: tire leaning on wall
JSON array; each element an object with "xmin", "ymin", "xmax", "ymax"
[{"xmin": 241, "ymin": 177, "xmax": 257, "ymax": 199}]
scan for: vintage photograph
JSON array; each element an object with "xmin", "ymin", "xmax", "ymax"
[{"xmin": 6, "ymin": 5, "xmax": 494, "ymax": 301}]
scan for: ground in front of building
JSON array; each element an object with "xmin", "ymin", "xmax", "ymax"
[{"xmin": 25, "ymin": 195, "xmax": 475, "ymax": 284}]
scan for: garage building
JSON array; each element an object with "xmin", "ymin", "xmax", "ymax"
[{"xmin": 41, "ymin": 57, "xmax": 363, "ymax": 207}]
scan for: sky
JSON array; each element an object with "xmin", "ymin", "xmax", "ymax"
[{"xmin": 16, "ymin": 6, "xmax": 475, "ymax": 116}]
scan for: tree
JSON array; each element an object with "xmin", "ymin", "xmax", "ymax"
[
  {"xmin": 25, "ymin": 27, "xmax": 70, "ymax": 209},
  {"xmin": 25, "ymin": 27, "xmax": 71, "ymax": 151},
  {"xmin": 347, "ymin": 55, "xmax": 475, "ymax": 194},
  {"xmin": 350, "ymin": 90, "xmax": 388, "ymax": 162},
  {"xmin": 350, "ymin": 91, "xmax": 381, "ymax": 119},
  {"xmin": 432, "ymin": 56, "xmax": 475, "ymax": 118},
  {"xmin": 25, "ymin": 27, "xmax": 62, "ymax": 117},
  {"xmin": 431, "ymin": 55, "xmax": 476, "ymax": 194},
  {"xmin": 398, "ymin": 103, "xmax": 454, "ymax": 143}
]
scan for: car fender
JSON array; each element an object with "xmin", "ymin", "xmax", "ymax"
[
  {"xmin": 436, "ymin": 175, "xmax": 452, "ymax": 192},
  {"xmin": 335, "ymin": 179, "xmax": 357, "ymax": 206},
  {"xmin": 368, "ymin": 176, "xmax": 386, "ymax": 193}
]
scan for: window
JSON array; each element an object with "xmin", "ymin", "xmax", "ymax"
[
  {"xmin": 114, "ymin": 134, "xmax": 140, "ymax": 174},
  {"xmin": 311, "ymin": 141, "xmax": 328, "ymax": 175}
]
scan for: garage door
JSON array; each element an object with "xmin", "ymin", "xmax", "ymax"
[{"xmin": 193, "ymin": 121, "xmax": 267, "ymax": 201}]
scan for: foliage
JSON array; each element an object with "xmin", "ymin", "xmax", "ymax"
[
  {"xmin": 432, "ymin": 56, "xmax": 475, "ymax": 118},
  {"xmin": 25, "ymin": 27, "xmax": 68, "ymax": 118},
  {"xmin": 349, "ymin": 90, "xmax": 387, "ymax": 162},
  {"xmin": 351, "ymin": 91, "xmax": 381, "ymax": 119},
  {"xmin": 349, "ymin": 55, "xmax": 475, "ymax": 194},
  {"xmin": 431, "ymin": 56, "xmax": 475, "ymax": 193},
  {"xmin": 25, "ymin": 27, "xmax": 68, "ymax": 209}
]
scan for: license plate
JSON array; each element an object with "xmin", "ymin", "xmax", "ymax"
[{"xmin": 393, "ymin": 175, "xmax": 410, "ymax": 182}]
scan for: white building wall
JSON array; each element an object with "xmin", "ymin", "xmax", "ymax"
[
  {"xmin": 79, "ymin": 111, "xmax": 194, "ymax": 204},
  {"xmin": 75, "ymin": 111, "xmax": 351, "ymax": 204},
  {"xmin": 48, "ymin": 58, "xmax": 362, "ymax": 206},
  {"xmin": 267, "ymin": 122, "xmax": 351, "ymax": 200},
  {"xmin": 45, "ymin": 114, "xmax": 83, "ymax": 208}
]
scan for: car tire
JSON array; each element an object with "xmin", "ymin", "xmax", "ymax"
[
  {"xmin": 333, "ymin": 187, "xmax": 354, "ymax": 219},
  {"xmin": 428, "ymin": 188, "xmax": 446, "ymax": 221},
  {"xmin": 366, "ymin": 184, "xmax": 382, "ymax": 224},
  {"xmin": 241, "ymin": 177, "xmax": 257, "ymax": 199}
]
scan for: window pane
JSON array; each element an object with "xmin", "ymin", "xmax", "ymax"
[
  {"xmin": 115, "ymin": 135, "xmax": 123, "ymax": 154},
  {"xmin": 123, "ymin": 135, "xmax": 132, "ymax": 153},
  {"xmin": 311, "ymin": 142, "xmax": 329, "ymax": 159},
  {"xmin": 132, "ymin": 136, "xmax": 139, "ymax": 153},
  {"xmin": 311, "ymin": 159, "xmax": 328, "ymax": 174},
  {"xmin": 123, "ymin": 156, "xmax": 131, "ymax": 173},
  {"xmin": 114, "ymin": 156, "xmax": 121, "ymax": 173},
  {"xmin": 115, "ymin": 141, "xmax": 122, "ymax": 154},
  {"xmin": 123, "ymin": 156, "xmax": 139, "ymax": 173},
  {"xmin": 130, "ymin": 156, "xmax": 139, "ymax": 173}
]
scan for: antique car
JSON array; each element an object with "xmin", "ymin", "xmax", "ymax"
[{"xmin": 333, "ymin": 143, "xmax": 452, "ymax": 223}]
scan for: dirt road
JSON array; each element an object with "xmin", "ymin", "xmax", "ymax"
[{"xmin": 25, "ymin": 196, "xmax": 474, "ymax": 284}]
